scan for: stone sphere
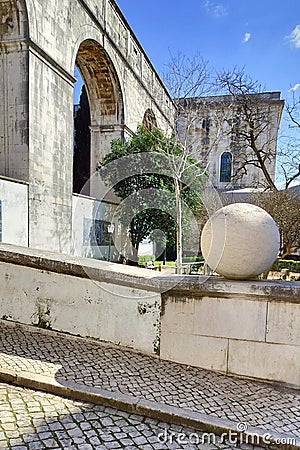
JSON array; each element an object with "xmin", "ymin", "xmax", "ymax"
[{"xmin": 201, "ymin": 203, "xmax": 280, "ymax": 280}]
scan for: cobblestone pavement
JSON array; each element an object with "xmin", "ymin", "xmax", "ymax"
[
  {"xmin": 0, "ymin": 321, "xmax": 299, "ymax": 440},
  {"xmin": 0, "ymin": 382, "xmax": 265, "ymax": 449}
]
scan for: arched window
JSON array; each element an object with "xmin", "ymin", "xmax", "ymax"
[{"xmin": 220, "ymin": 152, "xmax": 232, "ymax": 182}]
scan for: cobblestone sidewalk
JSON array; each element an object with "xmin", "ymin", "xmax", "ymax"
[
  {"xmin": 0, "ymin": 382, "xmax": 264, "ymax": 449},
  {"xmin": 0, "ymin": 321, "xmax": 299, "ymax": 444}
]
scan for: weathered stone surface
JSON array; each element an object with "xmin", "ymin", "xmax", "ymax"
[
  {"xmin": 228, "ymin": 340, "xmax": 300, "ymax": 387},
  {"xmin": 0, "ymin": 0, "xmax": 174, "ymax": 254},
  {"xmin": 266, "ymin": 301, "xmax": 300, "ymax": 345},
  {"xmin": 201, "ymin": 203, "xmax": 280, "ymax": 279},
  {"xmin": 0, "ymin": 243, "xmax": 300, "ymax": 387},
  {"xmin": 0, "ymin": 261, "xmax": 161, "ymax": 355},
  {"xmin": 193, "ymin": 296, "xmax": 267, "ymax": 341},
  {"xmin": 160, "ymin": 332, "xmax": 228, "ymax": 372},
  {"xmin": 0, "ymin": 177, "xmax": 28, "ymax": 246}
]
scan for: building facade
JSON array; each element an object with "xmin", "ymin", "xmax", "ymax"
[{"xmin": 177, "ymin": 92, "xmax": 284, "ymax": 191}]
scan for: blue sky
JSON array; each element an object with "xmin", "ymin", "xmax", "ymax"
[
  {"xmin": 115, "ymin": 0, "xmax": 300, "ymax": 99},
  {"xmin": 113, "ymin": 0, "xmax": 300, "ymax": 185},
  {"xmin": 74, "ymin": 0, "xmax": 300, "ymax": 183}
]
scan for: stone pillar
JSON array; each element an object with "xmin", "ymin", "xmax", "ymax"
[
  {"xmin": 90, "ymin": 124, "xmax": 125, "ymax": 198},
  {"xmin": 0, "ymin": 41, "xmax": 29, "ymax": 181},
  {"xmin": 27, "ymin": 49, "xmax": 74, "ymax": 254}
]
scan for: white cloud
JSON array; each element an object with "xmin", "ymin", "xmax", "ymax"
[
  {"xmin": 243, "ymin": 32, "xmax": 251, "ymax": 43},
  {"xmin": 288, "ymin": 24, "xmax": 300, "ymax": 48},
  {"xmin": 289, "ymin": 83, "xmax": 300, "ymax": 92},
  {"xmin": 203, "ymin": 0, "xmax": 227, "ymax": 17}
]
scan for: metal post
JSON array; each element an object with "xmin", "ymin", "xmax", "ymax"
[{"xmin": 107, "ymin": 223, "xmax": 115, "ymax": 262}]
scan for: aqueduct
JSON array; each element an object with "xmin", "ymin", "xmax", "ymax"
[{"xmin": 0, "ymin": 0, "xmax": 174, "ymax": 253}]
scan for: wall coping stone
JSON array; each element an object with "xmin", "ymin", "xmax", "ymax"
[
  {"xmin": 0, "ymin": 176, "xmax": 29, "ymax": 185},
  {"xmin": 0, "ymin": 243, "xmax": 299, "ymax": 301}
]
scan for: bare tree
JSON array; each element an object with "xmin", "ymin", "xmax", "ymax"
[
  {"xmin": 252, "ymin": 189, "xmax": 300, "ymax": 258},
  {"xmin": 165, "ymin": 63, "xmax": 298, "ymax": 276},
  {"xmin": 216, "ymin": 68, "xmax": 284, "ymax": 190},
  {"xmin": 162, "ymin": 53, "xmax": 224, "ymax": 273},
  {"xmin": 164, "ymin": 53, "xmax": 224, "ymax": 165},
  {"xmin": 279, "ymin": 91, "xmax": 300, "ymax": 189},
  {"xmin": 286, "ymin": 90, "xmax": 300, "ymax": 128}
]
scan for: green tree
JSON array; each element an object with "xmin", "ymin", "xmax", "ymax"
[{"xmin": 98, "ymin": 126, "xmax": 206, "ymax": 270}]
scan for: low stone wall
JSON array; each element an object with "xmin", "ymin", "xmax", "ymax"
[
  {"xmin": 0, "ymin": 244, "xmax": 161, "ymax": 355},
  {"xmin": 160, "ymin": 284, "xmax": 300, "ymax": 387},
  {"xmin": 0, "ymin": 243, "xmax": 299, "ymax": 387}
]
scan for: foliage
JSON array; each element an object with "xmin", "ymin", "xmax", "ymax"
[
  {"xmin": 182, "ymin": 255, "xmax": 204, "ymax": 273},
  {"xmin": 98, "ymin": 126, "xmax": 206, "ymax": 261},
  {"xmin": 154, "ymin": 261, "xmax": 176, "ymax": 266},
  {"xmin": 272, "ymin": 259, "xmax": 300, "ymax": 273},
  {"xmin": 138, "ymin": 255, "xmax": 155, "ymax": 267}
]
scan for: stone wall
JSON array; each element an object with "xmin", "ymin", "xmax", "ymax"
[
  {"xmin": 0, "ymin": 177, "xmax": 28, "ymax": 246},
  {"xmin": 0, "ymin": 1, "xmax": 29, "ymax": 181},
  {"xmin": 160, "ymin": 284, "xmax": 300, "ymax": 387},
  {"xmin": 0, "ymin": 243, "xmax": 299, "ymax": 387},
  {"xmin": 0, "ymin": 244, "xmax": 161, "ymax": 355}
]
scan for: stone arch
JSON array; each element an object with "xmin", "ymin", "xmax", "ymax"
[
  {"xmin": 142, "ymin": 109, "xmax": 157, "ymax": 131},
  {"xmin": 73, "ymin": 39, "xmax": 124, "ymax": 195},
  {"xmin": 75, "ymin": 39, "xmax": 124, "ymax": 127}
]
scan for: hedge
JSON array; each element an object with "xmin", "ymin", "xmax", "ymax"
[
  {"xmin": 138, "ymin": 255, "xmax": 155, "ymax": 267},
  {"xmin": 182, "ymin": 256, "xmax": 204, "ymax": 263},
  {"xmin": 272, "ymin": 259, "xmax": 300, "ymax": 273}
]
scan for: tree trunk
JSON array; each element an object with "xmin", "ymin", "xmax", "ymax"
[{"xmin": 175, "ymin": 179, "xmax": 183, "ymax": 275}]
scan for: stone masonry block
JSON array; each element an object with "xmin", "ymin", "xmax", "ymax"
[
  {"xmin": 160, "ymin": 332, "xmax": 228, "ymax": 372},
  {"xmin": 194, "ymin": 296, "xmax": 267, "ymax": 341},
  {"xmin": 161, "ymin": 296, "xmax": 195, "ymax": 334},
  {"xmin": 0, "ymin": 262, "xmax": 161, "ymax": 355},
  {"xmin": 228, "ymin": 339, "xmax": 300, "ymax": 387},
  {"xmin": 266, "ymin": 301, "xmax": 300, "ymax": 345}
]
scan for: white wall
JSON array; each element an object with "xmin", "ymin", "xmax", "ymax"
[
  {"xmin": 0, "ymin": 178, "xmax": 28, "ymax": 246},
  {"xmin": 0, "ymin": 260, "xmax": 161, "ymax": 355},
  {"xmin": 72, "ymin": 194, "xmax": 118, "ymax": 260}
]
